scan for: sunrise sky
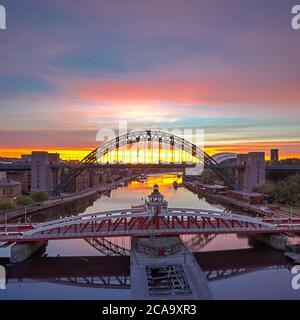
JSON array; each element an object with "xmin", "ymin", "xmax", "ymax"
[{"xmin": 0, "ymin": 0, "xmax": 299, "ymax": 160}]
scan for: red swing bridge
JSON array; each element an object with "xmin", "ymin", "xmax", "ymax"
[{"xmin": 1, "ymin": 184, "xmax": 300, "ymax": 243}]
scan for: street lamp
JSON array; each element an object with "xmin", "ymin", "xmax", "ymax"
[{"xmin": 4, "ymin": 210, "xmax": 7, "ymax": 232}]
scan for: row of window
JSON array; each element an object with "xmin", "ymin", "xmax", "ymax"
[{"xmin": 0, "ymin": 187, "xmax": 17, "ymax": 196}]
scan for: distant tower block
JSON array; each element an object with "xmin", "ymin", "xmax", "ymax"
[
  {"xmin": 270, "ymin": 149, "xmax": 279, "ymax": 163},
  {"xmin": 236, "ymin": 152, "xmax": 266, "ymax": 192},
  {"xmin": 30, "ymin": 151, "xmax": 60, "ymax": 193}
]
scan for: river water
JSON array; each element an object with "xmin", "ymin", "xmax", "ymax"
[{"xmin": 0, "ymin": 174, "xmax": 299, "ymax": 300}]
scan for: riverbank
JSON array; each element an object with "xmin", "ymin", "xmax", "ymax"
[
  {"xmin": 0, "ymin": 175, "xmax": 137, "ymax": 223},
  {"xmin": 183, "ymin": 181, "xmax": 298, "ymax": 219},
  {"xmin": 183, "ymin": 181, "xmax": 300, "ymax": 252}
]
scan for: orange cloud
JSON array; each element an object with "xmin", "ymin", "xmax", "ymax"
[
  {"xmin": 0, "ymin": 148, "xmax": 92, "ymax": 161},
  {"xmin": 1, "ymin": 140, "xmax": 299, "ymax": 161}
]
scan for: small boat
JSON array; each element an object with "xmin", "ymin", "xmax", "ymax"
[{"xmin": 137, "ymin": 174, "xmax": 147, "ymax": 182}]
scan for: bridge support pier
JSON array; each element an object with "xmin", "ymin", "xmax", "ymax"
[
  {"xmin": 10, "ymin": 241, "xmax": 47, "ymax": 263},
  {"xmin": 250, "ymin": 233, "xmax": 289, "ymax": 251},
  {"xmin": 130, "ymin": 236, "xmax": 213, "ymax": 300}
]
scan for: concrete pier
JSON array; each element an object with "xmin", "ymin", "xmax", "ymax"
[
  {"xmin": 130, "ymin": 236, "xmax": 213, "ymax": 300},
  {"xmin": 10, "ymin": 241, "xmax": 47, "ymax": 263},
  {"xmin": 285, "ymin": 252, "xmax": 300, "ymax": 263},
  {"xmin": 250, "ymin": 233, "xmax": 290, "ymax": 251}
]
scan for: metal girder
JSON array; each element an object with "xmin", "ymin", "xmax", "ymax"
[
  {"xmin": 206, "ymin": 265, "xmax": 286, "ymax": 281},
  {"xmin": 55, "ymin": 149, "xmax": 97, "ymax": 194},
  {"xmin": 184, "ymin": 233, "xmax": 217, "ymax": 250}
]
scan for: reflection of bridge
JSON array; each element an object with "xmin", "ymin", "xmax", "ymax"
[
  {"xmin": 5, "ymin": 256, "xmax": 130, "ymax": 289},
  {"xmin": 86, "ymin": 234, "xmax": 216, "ymax": 257},
  {"xmin": 194, "ymin": 248, "xmax": 290, "ymax": 281},
  {"xmin": 85, "ymin": 238, "xmax": 130, "ymax": 256},
  {"xmin": 9, "ymin": 276, "xmax": 130, "ymax": 289},
  {"xmin": 47, "ymin": 276, "xmax": 130, "ymax": 289},
  {"xmin": 3, "ymin": 248, "xmax": 290, "ymax": 289},
  {"xmin": 205, "ymin": 265, "xmax": 286, "ymax": 281},
  {"xmin": 183, "ymin": 234, "xmax": 218, "ymax": 251}
]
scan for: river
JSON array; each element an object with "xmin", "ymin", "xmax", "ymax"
[{"xmin": 0, "ymin": 173, "xmax": 299, "ymax": 300}]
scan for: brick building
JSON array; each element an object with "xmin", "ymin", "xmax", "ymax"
[{"xmin": 0, "ymin": 172, "xmax": 21, "ymax": 200}]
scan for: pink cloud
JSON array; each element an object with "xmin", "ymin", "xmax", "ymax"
[{"xmin": 69, "ymin": 79, "xmax": 300, "ymax": 109}]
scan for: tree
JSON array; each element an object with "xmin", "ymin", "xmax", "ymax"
[
  {"xmin": 255, "ymin": 174, "xmax": 300, "ymax": 205},
  {"xmin": 254, "ymin": 181, "xmax": 275, "ymax": 194},
  {"xmin": 16, "ymin": 195, "xmax": 34, "ymax": 206},
  {"xmin": 279, "ymin": 158, "xmax": 300, "ymax": 165},
  {"xmin": 0, "ymin": 200, "xmax": 16, "ymax": 210},
  {"xmin": 30, "ymin": 191, "xmax": 49, "ymax": 203},
  {"xmin": 200, "ymin": 170, "xmax": 223, "ymax": 185}
]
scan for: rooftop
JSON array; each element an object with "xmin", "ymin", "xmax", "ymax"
[
  {"xmin": 228, "ymin": 190, "xmax": 265, "ymax": 197},
  {"xmin": 205, "ymin": 184, "xmax": 228, "ymax": 189},
  {"xmin": 0, "ymin": 178, "xmax": 21, "ymax": 186}
]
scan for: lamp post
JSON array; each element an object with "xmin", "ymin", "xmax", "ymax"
[{"xmin": 4, "ymin": 210, "xmax": 7, "ymax": 232}]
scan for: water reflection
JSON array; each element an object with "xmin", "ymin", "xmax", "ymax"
[{"xmin": 0, "ymin": 246, "xmax": 294, "ymax": 300}]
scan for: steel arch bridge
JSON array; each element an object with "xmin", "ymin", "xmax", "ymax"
[
  {"xmin": 2, "ymin": 207, "xmax": 300, "ymax": 243},
  {"xmin": 55, "ymin": 130, "xmax": 238, "ymax": 194}
]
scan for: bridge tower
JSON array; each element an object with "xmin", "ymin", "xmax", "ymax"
[
  {"xmin": 145, "ymin": 184, "xmax": 168, "ymax": 215},
  {"xmin": 236, "ymin": 152, "xmax": 265, "ymax": 192},
  {"xmin": 30, "ymin": 151, "xmax": 60, "ymax": 193}
]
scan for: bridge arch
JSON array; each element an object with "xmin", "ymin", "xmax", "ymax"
[
  {"xmin": 96, "ymin": 130, "xmax": 203, "ymax": 165},
  {"xmin": 55, "ymin": 130, "xmax": 238, "ymax": 193}
]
